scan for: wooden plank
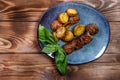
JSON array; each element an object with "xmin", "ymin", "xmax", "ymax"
[
  {"xmin": 0, "ymin": 0, "xmax": 55, "ymax": 21},
  {"xmin": 0, "ymin": 0, "xmax": 119, "ymax": 80},
  {"xmin": 0, "ymin": 22, "xmax": 41, "ymax": 53},
  {"xmin": 0, "ymin": 53, "xmax": 119, "ymax": 65},
  {"xmin": 0, "ymin": 0, "xmax": 119, "ymax": 21},
  {"xmin": 106, "ymin": 22, "xmax": 120, "ymax": 54},
  {"xmin": 93, "ymin": 53, "xmax": 120, "ymax": 63},
  {"xmin": 0, "ymin": 22, "xmax": 119, "ymax": 53},
  {"xmin": 0, "ymin": 54, "xmax": 119, "ymax": 80}
]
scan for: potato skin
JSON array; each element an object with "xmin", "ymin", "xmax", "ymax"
[
  {"xmin": 58, "ymin": 12, "xmax": 69, "ymax": 23},
  {"xmin": 53, "ymin": 32, "xmax": 59, "ymax": 41},
  {"xmin": 65, "ymin": 24, "xmax": 71, "ymax": 29},
  {"xmin": 69, "ymin": 15, "xmax": 80, "ymax": 24},
  {"xmin": 63, "ymin": 30, "xmax": 74, "ymax": 42},
  {"xmin": 51, "ymin": 20, "xmax": 62, "ymax": 31},
  {"xmin": 74, "ymin": 24, "xmax": 85, "ymax": 36},
  {"xmin": 56, "ymin": 27, "xmax": 66, "ymax": 39},
  {"xmin": 63, "ymin": 23, "xmax": 71, "ymax": 29},
  {"xmin": 67, "ymin": 8, "xmax": 78, "ymax": 16}
]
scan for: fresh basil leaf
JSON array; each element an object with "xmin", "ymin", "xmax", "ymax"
[
  {"xmin": 42, "ymin": 44, "xmax": 57, "ymax": 54},
  {"xmin": 55, "ymin": 46, "xmax": 67, "ymax": 75},
  {"xmin": 38, "ymin": 25, "xmax": 67, "ymax": 75},
  {"xmin": 38, "ymin": 25, "xmax": 57, "ymax": 45}
]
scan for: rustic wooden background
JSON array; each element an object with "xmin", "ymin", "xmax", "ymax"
[{"xmin": 0, "ymin": 0, "xmax": 120, "ymax": 80}]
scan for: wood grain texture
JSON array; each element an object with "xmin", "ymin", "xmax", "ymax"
[
  {"xmin": 0, "ymin": 54, "xmax": 119, "ymax": 80},
  {"xmin": 0, "ymin": 0, "xmax": 120, "ymax": 80},
  {"xmin": 0, "ymin": 0, "xmax": 55, "ymax": 21},
  {"xmin": 0, "ymin": 22, "xmax": 41, "ymax": 53},
  {"xmin": 0, "ymin": 0, "xmax": 119, "ymax": 21}
]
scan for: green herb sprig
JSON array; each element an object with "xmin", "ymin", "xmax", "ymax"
[{"xmin": 38, "ymin": 25, "xmax": 67, "ymax": 75}]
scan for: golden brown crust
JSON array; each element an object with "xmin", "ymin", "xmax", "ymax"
[
  {"xmin": 62, "ymin": 30, "xmax": 74, "ymax": 42},
  {"xmin": 69, "ymin": 15, "xmax": 80, "ymax": 24},
  {"xmin": 67, "ymin": 8, "xmax": 78, "ymax": 16},
  {"xmin": 51, "ymin": 20, "xmax": 62, "ymax": 31},
  {"xmin": 58, "ymin": 12, "xmax": 69, "ymax": 23},
  {"xmin": 56, "ymin": 27, "xmax": 66, "ymax": 39},
  {"xmin": 53, "ymin": 32, "xmax": 59, "ymax": 41},
  {"xmin": 74, "ymin": 24, "xmax": 85, "ymax": 36}
]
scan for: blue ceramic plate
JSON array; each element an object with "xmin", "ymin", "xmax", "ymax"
[{"xmin": 38, "ymin": 2, "xmax": 110, "ymax": 64}]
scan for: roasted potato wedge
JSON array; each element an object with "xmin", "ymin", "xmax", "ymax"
[
  {"xmin": 69, "ymin": 15, "xmax": 80, "ymax": 24},
  {"xmin": 65, "ymin": 24, "xmax": 71, "ymax": 29},
  {"xmin": 56, "ymin": 27, "xmax": 66, "ymax": 39},
  {"xmin": 74, "ymin": 24, "xmax": 85, "ymax": 36},
  {"xmin": 51, "ymin": 20, "xmax": 62, "ymax": 31},
  {"xmin": 67, "ymin": 8, "xmax": 78, "ymax": 16},
  {"xmin": 53, "ymin": 32, "xmax": 59, "ymax": 41},
  {"xmin": 58, "ymin": 12, "xmax": 69, "ymax": 23},
  {"xmin": 63, "ymin": 22, "xmax": 71, "ymax": 29},
  {"xmin": 63, "ymin": 30, "xmax": 74, "ymax": 42}
]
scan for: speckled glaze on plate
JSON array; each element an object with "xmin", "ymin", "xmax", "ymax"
[{"xmin": 38, "ymin": 2, "xmax": 110, "ymax": 64}]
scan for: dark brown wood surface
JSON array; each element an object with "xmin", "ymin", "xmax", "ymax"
[{"xmin": 0, "ymin": 0, "xmax": 120, "ymax": 80}]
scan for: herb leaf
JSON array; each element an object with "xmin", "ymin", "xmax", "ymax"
[
  {"xmin": 55, "ymin": 46, "xmax": 67, "ymax": 75},
  {"xmin": 38, "ymin": 25, "xmax": 67, "ymax": 75},
  {"xmin": 38, "ymin": 25, "xmax": 57, "ymax": 45},
  {"xmin": 42, "ymin": 44, "xmax": 57, "ymax": 54}
]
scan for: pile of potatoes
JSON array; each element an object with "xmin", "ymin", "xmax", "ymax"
[{"xmin": 51, "ymin": 8, "xmax": 85, "ymax": 42}]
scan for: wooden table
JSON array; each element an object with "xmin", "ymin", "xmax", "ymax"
[{"xmin": 0, "ymin": 0, "xmax": 120, "ymax": 80}]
